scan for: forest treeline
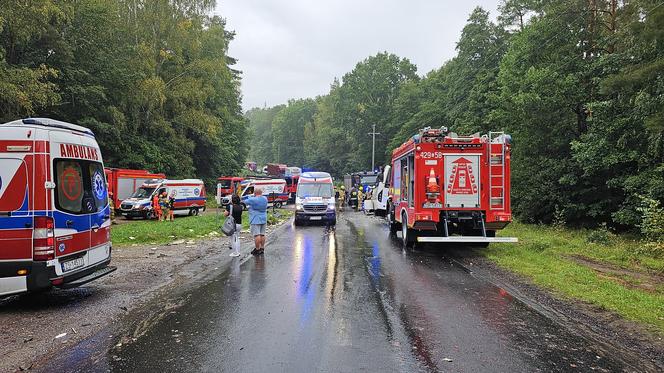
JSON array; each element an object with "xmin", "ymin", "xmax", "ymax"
[
  {"xmin": 248, "ymin": 0, "xmax": 664, "ymax": 230},
  {"xmin": 0, "ymin": 0, "xmax": 247, "ymax": 183}
]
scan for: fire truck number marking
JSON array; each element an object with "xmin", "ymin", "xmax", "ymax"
[
  {"xmin": 421, "ymin": 152, "xmax": 444, "ymax": 159},
  {"xmin": 61, "ymin": 167, "xmax": 82, "ymax": 201}
]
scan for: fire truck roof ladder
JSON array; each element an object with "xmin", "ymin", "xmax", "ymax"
[{"xmin": 488, "ymin": 131, "xmax": 506, "ymax": 211}]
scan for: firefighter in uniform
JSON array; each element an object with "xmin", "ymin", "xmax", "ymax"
[
  {"xmin": 338, "ymin": 186, "xmax": 346, "ymax": 211},
  {"xmin": 357, "ymin": 188, "xmax": 364, "ymax": 211}
]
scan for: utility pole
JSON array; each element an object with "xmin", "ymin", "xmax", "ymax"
[{"xmin": 368, "ymin": 123, "xmax": 380, "ymax": 172}]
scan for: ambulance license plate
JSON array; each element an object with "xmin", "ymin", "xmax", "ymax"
[
  {"xmin": 61, "ymin": 257, "xmax": 85, "ymax": 272},
  {"xmin": 309, "ymin": 216, "xmax": 322, "ymax": 220}
]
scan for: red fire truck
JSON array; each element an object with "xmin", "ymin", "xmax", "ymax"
[
  {"xmin": 215, "ymin": 176, "xmax": 245, "ymax": 206},
  {"xmin": 387, "ymin": 127, "xmax": 518, "ymax": 246}
]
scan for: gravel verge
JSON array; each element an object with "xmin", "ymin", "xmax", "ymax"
[{"xmin": 0, "ymin": 221, "xmax": 287, "ymax": 373}]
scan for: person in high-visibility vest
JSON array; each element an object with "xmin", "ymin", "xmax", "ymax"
[
  {"xmin": 358, "ymin": 189, "xmax": 364, "ymax": 211},
  {"xmin": 338, "ymin": 186, "xmax": 346, "ymax": 211}
]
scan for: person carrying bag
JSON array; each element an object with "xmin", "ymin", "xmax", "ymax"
[{"xmin": 223, "ymin": 195, "xmax": 243, "ymax": 257}]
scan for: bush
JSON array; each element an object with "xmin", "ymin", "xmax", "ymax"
[
  {"xmin": 637, "ymin": 197, "xmax": 664, "ymax": 242},
  {"xmin": 587, "ymin": 225, "xmax": 615, "ymax": 245},
  {"xmin": 634, "ymin": 242, "xmax": 664, "ymax": 259}
]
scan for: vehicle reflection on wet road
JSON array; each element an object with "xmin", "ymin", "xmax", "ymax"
[{"xmin": 94, "ymin": 212, "xmax": 633, "ymax": 372}]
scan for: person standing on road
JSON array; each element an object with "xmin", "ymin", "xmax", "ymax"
[
  {"xmin": 224, "ymin": 195, "xmax": 243, "ymax": 257},
  {"xmin": 245, "ymin": 188, "xmax": 268, "ymax": 255}
]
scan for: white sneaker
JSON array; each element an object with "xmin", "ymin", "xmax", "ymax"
[{"xmin": 229, "ymin": 252, "xmax": 241, "ymax": 257}]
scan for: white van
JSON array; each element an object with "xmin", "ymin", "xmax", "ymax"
[
  {"xmin": 0, "ymin": 118, "xmax": 116, "ymax": 296},
  {"xmin": 294, "ymin": 172, "xmax": 335, "ymax": 226},
  {"xmin": 119, "ymin": 179, "xmax": 206, "ymax": 218}
]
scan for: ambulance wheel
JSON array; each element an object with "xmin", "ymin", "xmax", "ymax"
[
  {"xmin": 401, "ymin": 212, "xmax": 417, "ymax": 247},
  {"xmin": 189, "ymin": 207, "xmax": 199, "ymax": 216},
  {"xmin": 294, "ymin": 218, "xmax": 302, "ymax": 226},
  {"xmin": 274, "ymin": 202, "xmax": 283, "ymax": 208}
]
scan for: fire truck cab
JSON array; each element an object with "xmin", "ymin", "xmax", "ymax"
[
  {"xmin": 216, "ymin": 176, "xmax": 244, "ymax": 206},
  {"xmin": 388, "ymin": 127, "xmax": 517, "ymax": 246}
]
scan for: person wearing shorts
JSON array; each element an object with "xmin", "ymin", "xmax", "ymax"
[{"xmin": 244, "ymin": 189, "xmax": 268, "ymax": 255}]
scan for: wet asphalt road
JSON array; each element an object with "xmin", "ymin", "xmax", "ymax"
[{"xmin": 85, "ymin": 212, "xmax": 634, "ymax": 372}]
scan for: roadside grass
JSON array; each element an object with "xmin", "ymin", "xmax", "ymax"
[
  {"xmin": 112, "ymin": 208, "xmax": 293, "ymax": 247},
  {"xmin": 489, "ymin": 222, "xmax": 664, "ymax": 334}
]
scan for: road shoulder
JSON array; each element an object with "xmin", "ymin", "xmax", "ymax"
[
  {"xmin": 0, "ymin": 217, "xmax": 291, "ymax": 372},
  {"xmin": 454, "ymin": 251, "xmax": 664, "ymax": 371}
]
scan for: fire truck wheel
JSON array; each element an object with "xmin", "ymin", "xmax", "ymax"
[
  {"xmin": 388, "ymin": 205, "xmax": 400, "ymax": 235},
  {"xmin": 401, "ymin": 212, "xmax": 417, "ymax": 247}
]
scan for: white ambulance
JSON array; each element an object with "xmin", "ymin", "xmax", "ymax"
[
  {"xmin": 119, "ymin": 179, "xmax": 207, "ymax": 218},
  {"xmin": 0, "ymin": 118, "xmax": 116, "ymax": 296}
]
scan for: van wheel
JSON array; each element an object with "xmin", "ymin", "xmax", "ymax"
[
  {"xmin": 294, "ymin": 218, "xmax": 302, "ymax": 226},
  {"xmin": 401, "ymin": 212, "xmax": 416, "ymax": 247},
  {"xmin": 189, "ymin": 208, "xmax": 199, "ymax": 216},
  {"xmin": 274, "ymin": 202, "xmax": 282, "ymax": 208}
]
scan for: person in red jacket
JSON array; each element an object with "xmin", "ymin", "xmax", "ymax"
[{"xmin": 152, "ymin": 193, "xmax": 162, "ymax": 220}]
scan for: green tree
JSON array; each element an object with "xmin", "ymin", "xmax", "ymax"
[{"xmin": 271, "ymin": 98, "xmax": 317, "ymax": 166}]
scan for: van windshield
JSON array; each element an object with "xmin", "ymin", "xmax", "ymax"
[
  {"xmin": 297, "ymin": 183, "xmax": 333, "ymax": 198},
  {"xmin": 131, "ymin": 187, "xmax": 155, "ymax": 198}
]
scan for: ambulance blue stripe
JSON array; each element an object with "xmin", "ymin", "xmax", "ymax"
[
  {"xmin": 0, "ymin": 216, "xmax": 33, "ymax": 229},
  {"xmin": 0, "ymin": 205, "xmax": 110, "ymax": 232},
  {"xmin": 171, "ymin": 197, "xmax": 206, "ymax": 202}
]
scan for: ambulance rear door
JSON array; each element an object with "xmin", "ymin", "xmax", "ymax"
[
  {"xmin": 0, "ymin": 154, "xmax": 32, "ymax": 261},
  {"xmin": 51, "ymin": 132, "xmax": 93, "ymax": 260}
]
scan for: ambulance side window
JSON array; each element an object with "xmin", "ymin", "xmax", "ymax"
[
  {"xmin": 55, "ymin": 160, "xmax": 84, "ymax": 214},
  {"xmin": 89, "ymin": 163, "xmax": 108, "ymax": 210}
]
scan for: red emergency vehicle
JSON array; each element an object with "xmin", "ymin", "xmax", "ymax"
[
  {"xmin": 215, "ymin": 176, "xmax": 244, "ymax": 206},
  {"xmin": 266, "ymin": 163, "xmax": 287, "ymax": 176},
  {"xmin": 285, "ymin": 175, "xmax": 299, "ymax": 202},
  {"xmin": 387, "ymin": 127, "xmax": 518, "ymax": 246},
  {"xmin": 105, "ymin": 168, "xmax": 165, "ymax": 210},
  {"xmin": 0, "ymin": 118, "xmax": 116, "ymax": 296}
]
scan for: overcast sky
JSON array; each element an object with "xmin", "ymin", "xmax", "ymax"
[{"xmin": 214, "ymin": 0, "xmax": 501, "ymax": 111}]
